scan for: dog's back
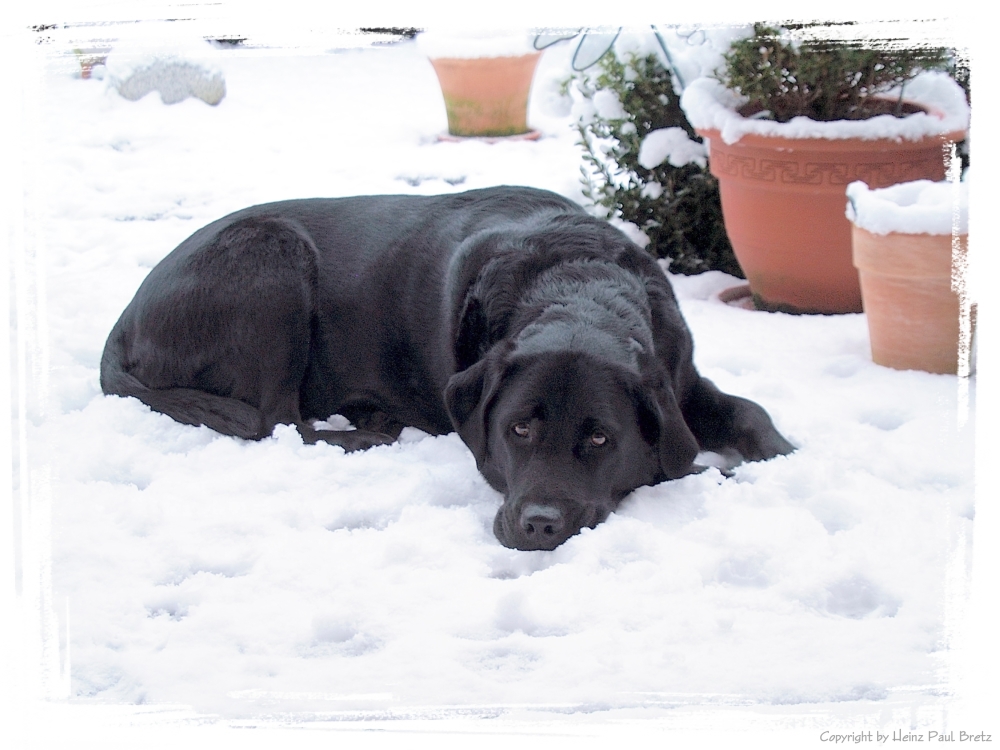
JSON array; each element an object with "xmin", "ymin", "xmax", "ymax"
[{"xmin": 100, "ymin": 186, "xmax": 586, "ymax": 442}]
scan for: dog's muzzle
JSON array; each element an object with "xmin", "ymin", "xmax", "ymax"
[{"xmin": 495, "ymin": 497, "xmax": 608, "ymax": 551}]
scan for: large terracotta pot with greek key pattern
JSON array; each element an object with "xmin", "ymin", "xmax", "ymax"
[{"xmin": 697, "ymin": 127, "xmax": 963, "ymax": 314}]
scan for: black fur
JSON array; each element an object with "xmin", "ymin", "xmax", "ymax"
[{"xmin": 102, "ymin": 186, "xmax": 794, "ymax": 549}]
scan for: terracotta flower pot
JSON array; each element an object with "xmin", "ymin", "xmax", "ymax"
[
  {"xmin": 428, "ymin": 53, "xmax": 541, "ymax": 137},
  {"xmin": 697, "ymin": 127, "xmax": 961, "ymax": 314},
  {"xmin": 852, "ymin": 227, "xmax": 968, "ymax": 374}
]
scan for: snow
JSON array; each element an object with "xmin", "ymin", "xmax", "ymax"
[
  {"xmin": 681, "ymin": 72, "xmax": 970, "ymax": 144},
  {"xmin": 613, "ymin": 26, "xmax": 754, "ymax": 90},
  {"xmin": 591, "ymin": 88, "xmax": 628, "ymax": 120},
  {"xmin": 846, "ymin": 179, "xmax": 969, "ymax": 236},
  {"xmin": 102, "ymin": 22, "xmax": 227, "ymax": 82},
  {"xmin": 638, "ymin": 127, "xmax": 707, "ymax": 169},
  {"xmin": 415, "ymin": 30, "xmax": 536, "ymax": 59},
  {"xmin": 10, "ymin": 25, "xmax": 979, "ymax": 732}
]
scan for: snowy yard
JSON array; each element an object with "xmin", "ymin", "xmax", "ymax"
[{"xmin": 9, "ymin": 21, "xmax": 986, "ymax": 735}]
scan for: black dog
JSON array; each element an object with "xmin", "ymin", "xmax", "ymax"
[{"xmin": 101, "ymin": 186, "xmax": 793, "ymax": 550}]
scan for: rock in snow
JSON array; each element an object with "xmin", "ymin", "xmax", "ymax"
[{"xmin": 112, "ymin": 59, "xmax": 226, "ymax": 105}]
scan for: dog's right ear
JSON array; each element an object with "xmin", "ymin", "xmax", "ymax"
[{"xmin": 444, "ymin": 350, "xmax": 505, "ymax": 470}]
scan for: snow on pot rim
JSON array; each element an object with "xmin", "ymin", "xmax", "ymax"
[
  {"xmin": 846, "ymin": 178, "xmax": 969, "ymax": 236},
  {"xmin": 415, "ymin": 29, "xmax": 536, "ymax": 59},
  {"xmin": 680, "ymin": 71, "xmax": 969, "ymax": 145}
]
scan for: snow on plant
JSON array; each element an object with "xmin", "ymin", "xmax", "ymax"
[
  {"xmin": 719, "ymin": 23, "xmax": 954, "ymax": 123},
  {"xmin": 638, "ymin": 126, "xmax": 707, "ymax": 170},
  {"xmin": 565, "ymin": 51, "xmax": 741, "ymax": 277}
]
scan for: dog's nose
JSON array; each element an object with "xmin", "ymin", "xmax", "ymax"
[{"xmin": 518, "ymin": 503, "xmax": 565, "ymax": 540}]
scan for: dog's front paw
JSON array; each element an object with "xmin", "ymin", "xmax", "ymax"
[
  {"xmin": 737, "ymin": 427, "xmax": 795, "ymax": 462},
  {"xmin": 298, "ymin": 423, "xmax": 396, "ymax": 451},
  {"xmin": 328, "ymin": 429, "xmax": 396, "ymax": 452}
]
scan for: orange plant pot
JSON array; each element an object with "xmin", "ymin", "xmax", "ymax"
[
  {"xmin": 428, "ymin": 53, "xmax": 541, "ymax": 137},
  {"xmin": 698, "ymin": 127, "xmax": 964, "ymax": 314},
  {"xmin": 852, "ymin": 227, "xmax": 968, "ymax": 374}
]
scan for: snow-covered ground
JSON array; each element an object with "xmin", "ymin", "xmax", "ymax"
[{"xmin": 7, "ymin": 19, "xmax": 990, "ymax": 740}]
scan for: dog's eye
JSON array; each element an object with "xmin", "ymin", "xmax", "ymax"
[
  {"xmin": 590, "ymin": 432, "xmax": 607, "ymax": 446},
  {"xmin": 512, "ymin": 422, "xmax": 531, "ymax": 438}
]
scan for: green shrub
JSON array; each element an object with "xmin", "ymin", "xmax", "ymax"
[
  {"xmin": 720, "ymin": 23, "xmax": 952, "ymax": 123},
  {"xmin": 568, "ymin": 52, "xmax": 742, "ymax": 278}
]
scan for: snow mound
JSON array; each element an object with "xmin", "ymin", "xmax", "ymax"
[
  {"xmin": 592, "ymin": 89, "xmax": 627, "ymax": 120},
  {"xmin": 416, "ymin": 30, "xmax": 536, "ymax": 59},
  {"xmin": 846, "ymin": 178, "xmax": 969, "ymax": 236},
  {"xmin": 681, "ymin": 71, "xmax": 969, "ymax": 144},
  {"xmin": 105, "ymin": 31, "xmax": 226, "ymax": 105},
  {"xmin": 638, "ymin": 127, "xmax": 707, "ymax": 169}
]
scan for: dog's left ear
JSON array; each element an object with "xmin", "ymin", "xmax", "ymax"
[
  {"xmin": 454, "ymin": 294, "xmax": 490, "ymax": 372},
  {"xmin": 444, "ymin": 348, "xmax": 506, "ymax": 470},
  {"xmin": 632, "ymin": 378, "xmax": 700, "ymax": 480}
]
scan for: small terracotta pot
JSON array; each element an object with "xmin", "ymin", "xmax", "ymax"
[
  {"xmin": 428, "ymin": 53, "xmax": 541, "ymax": 137},
  {"xmin": 699, "ymin": 125, "xmax": 964, "ymax": 315},
  {"xmin": 852, "ymin": 227, "xmax": 968, "ymax": 374}
]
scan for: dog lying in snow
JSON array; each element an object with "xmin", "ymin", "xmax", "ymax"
[{"xmin": 101, "ymin": 186, "xmax": 793, "ymax": 550}]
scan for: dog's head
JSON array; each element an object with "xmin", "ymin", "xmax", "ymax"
[{"xmin": 444, "ymin": 346, "xmax": 699, "ymax": 550}]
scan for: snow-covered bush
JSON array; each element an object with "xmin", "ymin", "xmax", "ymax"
[{"xmin": 565, "ymin": 52, "xmax": 741, "ymax": 277}]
